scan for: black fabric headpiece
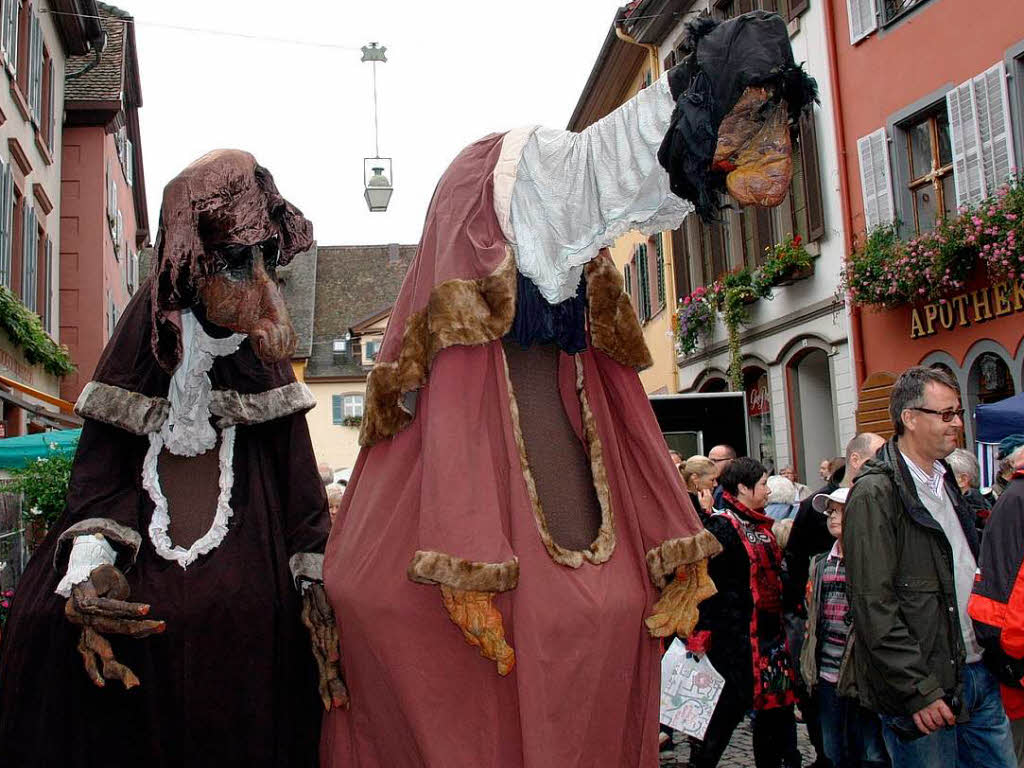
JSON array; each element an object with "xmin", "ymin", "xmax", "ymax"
[{"xmin": 657, "ymin": 10, "xmax": 819, "ymax": 221}]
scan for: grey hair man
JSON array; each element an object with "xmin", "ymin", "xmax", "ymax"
[
  {"xmin": 317, "ymin": 462, "xmax": 335, "ymax": 487},
  {"xmin": 947, "ymin": 447, "xmax": 993, "ymax": 533},
  {"xmin": 844, "ymin": 366, "xmax": 1015, "ymax": 767},
  {"xmin": 841, "ymin": 432, "xmax": 885, "ymax": 488}
]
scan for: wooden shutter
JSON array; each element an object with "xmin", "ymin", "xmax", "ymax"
[
  {"xmin": 125, "ymin": 138, "xmax": 134, "ymax": 186},
  {"xmin": 28, "ymin": 13, "xmax": 40, "ymax": 123},
  {"xmin": 847, "ymin": 0, "xmax": 877, "ymax": 44},
  {"xmin": 948, "ymin": 77, "xmax": 986, "ymax": 206},
  {"xmin": 663, "ymin": 51, "xmax": 676, "ymax": 72},
  {"xmin": 974, "ymin": 62, "xmax": 1015, "ymax": 196},
  {"xmin": 855, "ymin": 371, "xmax": 897, "ymax": 439},
  {"xmin": 636, "ymin": 243, "xmax": 651, "ymax": 321},
  {"xmin": 671, "ymin": 225, "xmax": 691, "ymax": 300},
  {"xmin": 857, "ymin": 128, "xmax": 894, "ymax": 230},
  {"xmin": 650, "ymin": 235, "xmax": 665, "ymax": 311},
  {"xmin": 42, "ymin": 234, "xmax": 51, "ymax": 332},
  {"xmin": 45, "ymin": 57, "xmax": 54, "ymax": 148},
  {"xmin": 21, "ymin": 203, "xmax": 35, "ymax": 312},
  {"xmin": 789, "ymin": 0, "xmax": 809, "ymax": 19},
  {"xmin": 3, "ymin": 0, "xmax": 16, "ymax": 78},
  {"xmin": 799, "ymin": 109, "xmax": 825, "ymax": 242},
  {"xmin": 738, "ymin": 0, "xmax": 755, "ymax": 13},
  {"xmin": 753, "ymin": 207, "xmax": 773, "ymax": 265},
  {"xmin": 0, "ymin": 158, "xmax": 9, "ymax": 288}
]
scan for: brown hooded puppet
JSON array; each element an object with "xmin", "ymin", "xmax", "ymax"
[
  {"xmin": 321, "ymin": 10, "xmax": 816, "ymax": 768},
  {"xmin": 0, "ymin": 150, "xmax": 344, "ymax": 768}
]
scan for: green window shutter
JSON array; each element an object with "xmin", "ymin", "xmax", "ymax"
[
  {"xmin": 654, "ymin": 234, "xmax": 666, "ymax": 309},
  {"xmin": 332, "ymin": 395, "xmax": 342, "ymax": 424}
]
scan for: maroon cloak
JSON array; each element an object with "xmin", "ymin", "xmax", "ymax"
[
  {"xmin": 321, "ymin": 133, "xmax": 720, "ymax": 766},
  {"xmin": 0, "ymin": 151, "xmax": 328, "ymax": 768}
]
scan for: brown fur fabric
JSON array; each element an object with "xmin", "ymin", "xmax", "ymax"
[
  {"xmin": 360, "ymin": 252, "xmax": 517, "ymax": 446},
  {"xmin": 211, "ymin": 382, "xmax": 316, "ymax": 427},
  {"xmin": 54, "ymin": 517, "xmax": 143, "ymax": 569},
  {"xmin": 407, "ymin": 550, "xmax": 519, "ymax": 592},
  {"xmin": 288, "ymin": 552, "xmax": 325, "ymax": 587},
  {"xmin": 645, "ymin": 529, "xmax": 724, "ymax": 589},
  {"xmin": 500, "ymin": 349, "xmax": 618, "ymax": 569},
  {"xmin": 585, "ymin": 253, "xmax": 654, "ymax": 371},
  {"xmin": 75, "ymin": 381, "xmax": 170, "ymax": 436}
]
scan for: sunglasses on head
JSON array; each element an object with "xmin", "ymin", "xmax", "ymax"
[{"xmin": 911, "ymin": 407, "xmax": 965, "ymax": 423}]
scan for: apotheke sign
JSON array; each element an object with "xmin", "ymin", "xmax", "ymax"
[{"xmin": 910, "ymin": 278, "xmax": 1024, "ymax": 339}]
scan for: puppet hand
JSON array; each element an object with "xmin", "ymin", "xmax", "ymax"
[
  {"xmin": 301, "ymin": 582, "xmax": 350, "ymax": 711},
  {"xmin": 644, "ymin": 559, "xmax": 717, "ymax": 639},
  {"xmin": 440, "ymin": 586, "xmax": 515, "ymax": 676},
  {"xmin": 64, "ymin": 564, "xmax": 165, "ymax": 689}
]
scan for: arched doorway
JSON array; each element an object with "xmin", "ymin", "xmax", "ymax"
[
  {"xmin": 968, "ymin": 351, "xmax": 1015, "ymax": 429},
  {"xmin": 743, "ymin": 366, "xmax": 775, "ymax": 473},
  {"xmin": 786, "ymin": 344, "xmax": 839, "ymax": 486}
]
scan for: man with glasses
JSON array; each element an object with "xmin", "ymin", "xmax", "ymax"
[
  {"xmin": 844, "ymin": 366, "xmax": 1016, "ymax": 767},
  {"xmin": 708, "ymin": 444, "xmax": 737, "ymax": 507}
]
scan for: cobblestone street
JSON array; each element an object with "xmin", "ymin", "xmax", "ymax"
[{"xmin": 659, "ymin": 721, "xmax": 817, "ymax": 767}]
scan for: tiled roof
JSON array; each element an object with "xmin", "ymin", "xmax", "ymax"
[
  {"xmin": 306, "ymin": 244, "xmax": 416, "ymax": 379},
  {"xmin": 64, "ymin": 3, "xmax": 129, "ymax": 102},
  {"xmin": 277, "ymin": 245, "xmax": 316, "ymax": 360}
]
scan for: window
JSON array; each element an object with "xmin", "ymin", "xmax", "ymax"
[
  {"xmin": 716, "ymin": 0, "xmax": 799, "ymax": 20},
  {"xmin": 880, "ymin": 0, "xmax": 930, "ymax": 25},
  {"xmin": 41, "ymin": 49, "xmax": 53, "ymax": 150},
  {"xmin": 40, "ymin": 231, "xmax": 50, "ymax": 330},
  {"xmin": 26, "ymin": 12, "xmax": 40, "ymax": 125},
  {"xmin": 363, "ymin": 339, "xmax": 380, "ymax": 365},
  {"xmin": 0, "ymin": 156, "xmax": 11, "ymax": 288},
  {"xmin": 20, "ymin": 201, "xmax": 35, "ymax": 312},
  {"xmin": 857, "ymin": 128, "xmax": 895, "ymax": 230},
  {"xmin": 847, "ymin": 0, "xmax": 878, "ymax": 43},
  {"xmin": 106, "ymin": 164, "xmax": 116, "ymax": 224},
  {"xmin": 901, "ymin": 109, "xmax": 954, "ymax": 234},
  {"xmin": 635, "ymin": 242, "xmax": 651, "ymax": 322},
  {"xmin": 114, "ymin": 210, "xmax": 123, "ymax": 258},
  {"xmin": 115, "ymin": 127, "xmax": 133, "ymax": 186},
  {"xmin": 15, "ymin": 0, "xmax": 28, "ymax": 93},
  {"xmin": 946, "ymin": 61, "xmax": 1016, "ymax": 208},
  {"xmin": 653, "ymin": 233, "xmax": 665, "ymax": 310},
  {"xmin": 623, "ymin": 262, "xmax": 632, "ymax": 301},
  {"xmin": 332, "ymin": 338, "xmax": 347, "ymax": 354},
  {"xmin": 670, "ymin": 225, "xmax": 692, "ymax": 300},
  {"xmin": 0, "ymin": 0, "xmax": 17, "ymax": 74},
  {"xmin": 332, "ymin": 394, "xmax": 364, "ymax": 424}
]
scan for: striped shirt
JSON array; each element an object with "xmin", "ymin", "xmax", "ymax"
[
  {"xmin": 900, "ymin": 451, "xmax": 947, "ymax": 496},
  {"xmin": 818, "ymin": 542, "xmax": 849, "ymax": 684}
]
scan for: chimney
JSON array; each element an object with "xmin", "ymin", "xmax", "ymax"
[{"xmin": 388, "ymin": 243, "xmax": 400, "ymax": 264}]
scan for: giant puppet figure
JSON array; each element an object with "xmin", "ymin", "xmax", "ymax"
[
  {"xmin": 321, "ymin": 11, "xmax": 818, "ymax": 767},
  {"xmin": 0, "ymin": 150, "xmax": 345, "ymax": 767}
]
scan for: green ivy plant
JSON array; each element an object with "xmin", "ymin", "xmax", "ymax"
[
  {"xmin": 0, "ymin": 286, "xmax": 75, "ymax": 376},
  {"xmin": 9, "ymin": 442, "xmax": 76, "ymax": 529}
]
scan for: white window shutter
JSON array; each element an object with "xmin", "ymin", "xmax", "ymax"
[
  {"xmin": 2, "ymin": 0, "xmax": 16, "ymax": 77},
  {"xmin": 847, "ymin": 0, "xmax": 877, "ymax": 44},
  {"xmin": 44, "ymin": 235, "xmax": 52, "ymax": 333},
  {"xmin": 28, "ymin": 14, "xmax": 41, "ymax": 123},
  {"xmin": 973, "ymin": 62, "xmax": 1016, "ymax": 195},
  {"xmin": 125, "ymin": 138, "xmax": 134, "ymax": 186},
  {"xmin": 46, "ymin": 58, "xmax": 54, "ymax": 148},
  {"xmin": 0, "ymin": 158, "xmax": 8, "ymax": 289},
  {"xmin": 947, "ymin": 81, "xmax": 985, "ymax": 207},
  {"xmin": 857, "ymin": 128, "xmax": 894, "ymax": 230}
]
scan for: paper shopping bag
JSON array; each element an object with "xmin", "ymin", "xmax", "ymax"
[{"xmin": 659, "ymin": 637, "xmax": 725, "ymax": 740}]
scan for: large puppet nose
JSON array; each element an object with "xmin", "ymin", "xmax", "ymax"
[{"xmin": 725, "ymin": 104, "xmax": 792, "ymax": 207}]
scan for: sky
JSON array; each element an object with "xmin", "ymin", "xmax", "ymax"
[{"xmin": 132, "ymin": 0, "xmax": 626, "ymax": 247}]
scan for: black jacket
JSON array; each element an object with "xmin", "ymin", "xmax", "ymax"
[{"xmin": 843, "ymin": 438, "xmax": 979, "ymax": 718}]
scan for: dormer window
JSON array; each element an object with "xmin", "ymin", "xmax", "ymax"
[{"xmin": 332, "ymin": 338, "xmax": 347, "ymax": 354}]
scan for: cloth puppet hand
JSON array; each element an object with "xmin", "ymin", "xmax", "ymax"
[
  {"xmin": 64, "ymin": 564, "xmax": 166, "ymax": 689},
  {"xmin": 644, "ymin": 559, "xmax": 717, "ymax": 639},
  {"xmin": 300, "ymin": 582, "xmax": 350, "ymax": 711},
  {"xmin": 439, "ymin": 585, "xmax": 515, "ymax": 676}
]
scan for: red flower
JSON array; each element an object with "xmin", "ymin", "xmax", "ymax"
[{"xmin": 792, "ymin": 234, "xmax": 802, "ymax": 246}]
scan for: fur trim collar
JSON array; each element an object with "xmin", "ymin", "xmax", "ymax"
[
  {"xmin": 645, "ymin": 529, "xmax": 724, "ymax": 589},
  {"xmin": 75, "ymin": 380, "xmax": 316, "ymax": 433}
]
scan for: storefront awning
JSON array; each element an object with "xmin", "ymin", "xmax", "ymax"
[
  {"xmin": 0, "ymin": 428, "xmax": 81, "ymax": 469},
  {"xmin": 975, "ymin": 392, "xmax": 1024, "ymax": 443}
]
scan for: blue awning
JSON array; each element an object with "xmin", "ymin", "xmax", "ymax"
[
  {"xmin": 0, "ymin": 429, "xmax": 80, "ymax": 469},
  {"xmin": 975, "ymin": 392, "xmax": 1024, "ymax": 444}
]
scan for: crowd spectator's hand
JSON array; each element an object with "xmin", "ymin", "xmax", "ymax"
[
  {"xmin": 440, "ymin": 586, "xmax": 515, "ymax": 676},
  {"xmin": 697, "ymin": 489, "xmax": 714, "ymax": 511},
  {"xmin": 64, "ymin": 564, "xmax": 165, "ymax": 689},
  {"xmin": 301, "ymin": 583, "xmax": 350, "ymax": 710},
  {"xmin": 912, "ymin": 698, "xmax": 956, "ymax": 734}
]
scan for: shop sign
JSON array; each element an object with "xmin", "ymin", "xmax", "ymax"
[
  {"xmin": 910, "ymin": 278, "xmax": 1024, "ymax": 339},
  {"xmin": 747, "ymin": 381, "xmax": 771, "ymax": 417}
]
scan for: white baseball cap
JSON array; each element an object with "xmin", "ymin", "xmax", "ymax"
[{"xmin": 812, "ymin": 486, "xmax": 850, "ymax": 514}]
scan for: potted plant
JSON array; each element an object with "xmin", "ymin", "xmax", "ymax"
[
  {"xmin": 674, "ymin": 285, "xmax": 716, "ymax": 357},
  {"xmin": 342, "ymin": 415, "xmax": 363, "ymax": 428},
  {"xmin": 758, "ymin": 234, "xmax": 814, "ymax": 288}
]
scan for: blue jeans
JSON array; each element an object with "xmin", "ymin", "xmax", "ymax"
[
  {"xmin": 880, "ymin": 661, "xmax": 1016, "ymax": 768},
  {"xmin": 817, "ymin": 679, "xmax": 889, "ymax": 767}
]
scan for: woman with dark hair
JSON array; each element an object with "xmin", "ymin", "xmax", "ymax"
[{"xmin": 687, "ymin": 456, "xmax": 799, "ymax": 768}]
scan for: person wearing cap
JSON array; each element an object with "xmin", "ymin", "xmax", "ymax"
[{"xmin": 800, "ymin": 487, "xmax": 889, "ymax": 768}]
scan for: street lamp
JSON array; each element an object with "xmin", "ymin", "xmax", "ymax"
[{"xmin": 361, "ymin": 42, "xmax": 392, "ymax": 213}]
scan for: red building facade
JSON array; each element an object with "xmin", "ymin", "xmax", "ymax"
[
  {"xmin": 59, "ymin": 3, "xmax": 147, "ymax": 401},
  {"xmin": 830, "ymin": 0, "xmax": 1024, "ymax": 446}
]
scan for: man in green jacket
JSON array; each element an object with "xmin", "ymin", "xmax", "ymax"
[{"xmin": 843, "ymin": 366, "xmax": 1015, "ymax": 767}]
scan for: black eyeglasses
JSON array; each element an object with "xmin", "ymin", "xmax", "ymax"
[{"xmin": 911, "ymin": 407, "xmax": 965, "ymax": 422}]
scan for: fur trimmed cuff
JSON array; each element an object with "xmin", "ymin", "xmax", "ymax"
[
  {"xmin": 646, "ymin": 529, "xmax": 723, "ymax": 589},
  {"xmin": 585, "ymin": 255, "xmax": 653, "ymax": 371},
  {"xmin": 211, "ymin": 382, "xmax": 316, "ymax": 427},
  {"xmin": 288, "ymin": 552, "xmax": 324, "ymax": 588},
  {"xmin": 407, "ymin": 550, "xmax": 519, "ymax": 592},
  {"xmin": 54, "ymin": 517, "xmax": 142, "ymax": 571},
  {"xmin": 75, "ymin": 381, "xmax": 169, "ymax": 435}
]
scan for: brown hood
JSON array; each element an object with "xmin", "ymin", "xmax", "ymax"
[{"xmin": 151, "ymin": 149, "xmax": 314, "ymax": 373}]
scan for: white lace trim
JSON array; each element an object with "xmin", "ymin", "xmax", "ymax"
[
  {"xmin": 162, "ymin": 310, "xmax": 244, "ymax": 457},
  {"xmin": 54, "ymin": 535, "xmax": 117, "ymax": 597},
  {"xmin": 143, "ymin": 425, "xmax": 237, "ymax": 568}
]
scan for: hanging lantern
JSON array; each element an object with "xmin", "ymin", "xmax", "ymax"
[
  {"xmin": 361, "ymin": 43, "xmax": 392, "ymax": 212},
  {"xmin": 364, "ymin": 159, "xmax": 393, "ymax": 212}
]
